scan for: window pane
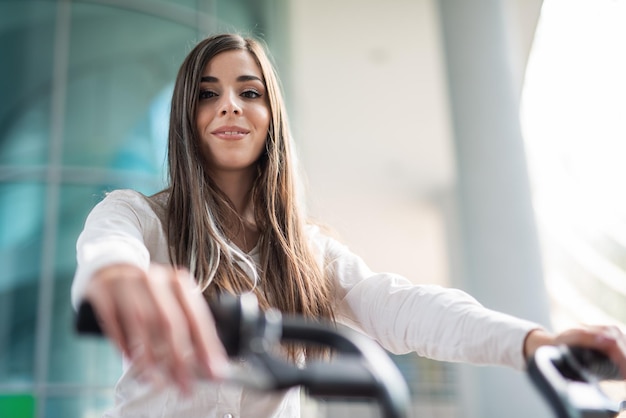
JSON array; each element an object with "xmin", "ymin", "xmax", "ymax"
[
  {"xmin": 0, "ymin": 2, "xmax": 55, "ymax": 166},
  {"xmin": 0, "ymin": 182, "xmax": 46, "ymax": 383},
  {"xmin": 48, "ymin": 185, "xmax": 123, "ymax": 385},
  {"xmin": 62, "ymin": 2, "xmax": 196, "ymax": 170}
]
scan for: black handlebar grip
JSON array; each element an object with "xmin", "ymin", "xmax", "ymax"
[
  {"xmin": 207, "ymin": 294, "xmax": 243, "ymax": 358},
  {"xmin": 75, "ymin": 296, "xmax": 244, "ymax": 358},
  {"xmin": 76, "ymin": 301, "xmax": 104, "ymax": 335},
  {"xmin": 566, "ymin": 346, "xmax": 622, "ymax": 381}
]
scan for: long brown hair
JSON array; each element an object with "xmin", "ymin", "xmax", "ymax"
[{"xmin": 166, "ymin": 33, "xmax": 335, "ymax": 354}]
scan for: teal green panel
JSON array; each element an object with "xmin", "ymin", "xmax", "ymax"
[{"xmin": 0, "ymin": 394, "xmax": 35, "ymax": 418}]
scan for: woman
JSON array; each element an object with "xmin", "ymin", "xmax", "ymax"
[{"xmin": 72, "ymin": 33, "xmax": 626, "ymax": 417}]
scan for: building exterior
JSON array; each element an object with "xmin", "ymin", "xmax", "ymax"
[{"xmin": 7, "ymin": 1, "xmax": 624, "ymax": 418}]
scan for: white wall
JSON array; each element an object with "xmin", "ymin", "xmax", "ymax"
[{"xmin": 288, "ymin": 0, "xmax": 454, "ymax": 285}]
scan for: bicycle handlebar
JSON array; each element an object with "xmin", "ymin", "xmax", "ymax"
[
  {"xmin": 75, "ymin": 293, "xmax": 411, "ymax": 418},
  {"xmin": 528, "ymin": 344, "xmax": 625, "ymax": 418},
  {"xmin": 76, "ymin": 294, "xmax": 626, "ymax": 418}
]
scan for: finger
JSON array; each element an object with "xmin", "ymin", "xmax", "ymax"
[
  {"xmin": 85, "ymin": 270, "xmax": 137, "ymax": 359},
  {"xmin": 115, "ymin": 281, "xmax": 160, "ymax": 371},
  {"xmin": 556, "ymin": 326, "xmax": 621, "ymax": 348},
  {"xmin": 85, "ymin": 264, "xmax": 189, "ymax": 388},
  {"xmin": 592, "ymin": 326, "xmax": 626, "ymax": 378},
  {"xmin": 172, "ymin": 268, "xmax": 228, "ymax": 379},
  {"xmin": 85, "ymin": 291, "xmax": 131, "ymax": 358},
  {"xmin": 146, "ymin": 265, "xmax": 195, "ymax": 393},
  {"xmin": 556, "ymin": 326, "xmax": 626, "ymax": 379}
]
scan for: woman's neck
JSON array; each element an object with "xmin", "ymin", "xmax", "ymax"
[
  {"xmin": 210, "ymin": 169, "xmax": 255, "ymax": 214},
  {"xmin": 209, "ymin": 168, "xmax": 259, "ymax": 252}
]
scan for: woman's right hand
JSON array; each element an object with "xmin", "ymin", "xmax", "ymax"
[{"xmin": 82, "ymin": 263, "xmax": 228, "ymax": 394}]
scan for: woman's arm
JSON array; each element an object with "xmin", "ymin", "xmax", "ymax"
[
  {"xmin": 73, "ymin": 190, "xmax": 228, "ymax": 392},
  {"xmin": 71, "ymin": 190, "xmax": 152, "ymax": 308},
  {"xmin": 84, "ymin": 263, "xmax": 227, "ymax": 393},
  {"xmin": 316, "ymin": 230, "xmax": 626, "ymax": 375}
]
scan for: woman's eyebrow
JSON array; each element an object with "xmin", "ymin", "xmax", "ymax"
[
  {"xmin": 200, "ymin": 75, "xmax": 263, "ymax": 83},
  {"xmin": 237, "ymin": 75, "xmax": 263, "ymax": 83}
]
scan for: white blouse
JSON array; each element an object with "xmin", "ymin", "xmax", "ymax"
[{"xmin": 71, "ymin": 189, "xmax": 540, "ymax": 418}]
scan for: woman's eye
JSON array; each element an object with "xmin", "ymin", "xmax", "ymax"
[
  {"xmin": 241, "ymin": 89, "xmax": 261, "ymax": 99},
  {"xmin": 199, "ymin": 90, "xmax": 217, "ymax": 100}
]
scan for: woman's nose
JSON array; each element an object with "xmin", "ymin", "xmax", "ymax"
[{"xmin": 219, "ymin": 92, "xmax": 241, "ymax": 115}]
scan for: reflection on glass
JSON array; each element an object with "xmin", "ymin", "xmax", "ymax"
[{"xmin": 0, "ymin": 2, "xmax": 55, "ymax": 166}]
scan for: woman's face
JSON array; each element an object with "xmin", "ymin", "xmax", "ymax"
[{"xmin": 196, "ymin": 49, "xmax": 270, "ymax": 178}]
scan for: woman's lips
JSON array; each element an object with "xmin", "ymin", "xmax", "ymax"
[{"xmin": 211, "ymin": 126, "xmax": 250, "ymax": 140}]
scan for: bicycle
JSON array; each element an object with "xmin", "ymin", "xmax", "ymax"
[{"xmin": 76, "ymin": 293, "xmax": 626, "ymax": 418}]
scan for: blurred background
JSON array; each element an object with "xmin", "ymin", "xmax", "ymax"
[{"xmin": 1, "ymin": 0, "xmax": 625, "ymax": 417}]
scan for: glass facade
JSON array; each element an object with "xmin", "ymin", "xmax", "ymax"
[{"xmin": 0, "ymin": 1, "xmax": 286, "ymax": 416}]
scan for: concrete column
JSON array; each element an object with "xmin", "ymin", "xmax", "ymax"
[{"xmin": 436, "ymin": 1, "xmax": 552, "ymax": 417}]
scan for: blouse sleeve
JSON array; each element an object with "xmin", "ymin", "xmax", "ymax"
[
  {"xmin": 70, "ymin": 190, "xmax": 153, "ymax": 310},
  {"xmin": 313, "ymin": 228, "xmax": 542, "ymax": 371}
]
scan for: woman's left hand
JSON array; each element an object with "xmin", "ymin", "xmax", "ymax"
[{"xmin": 524, "ymin": 325, "xmax": 626, "ymax": 378}]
